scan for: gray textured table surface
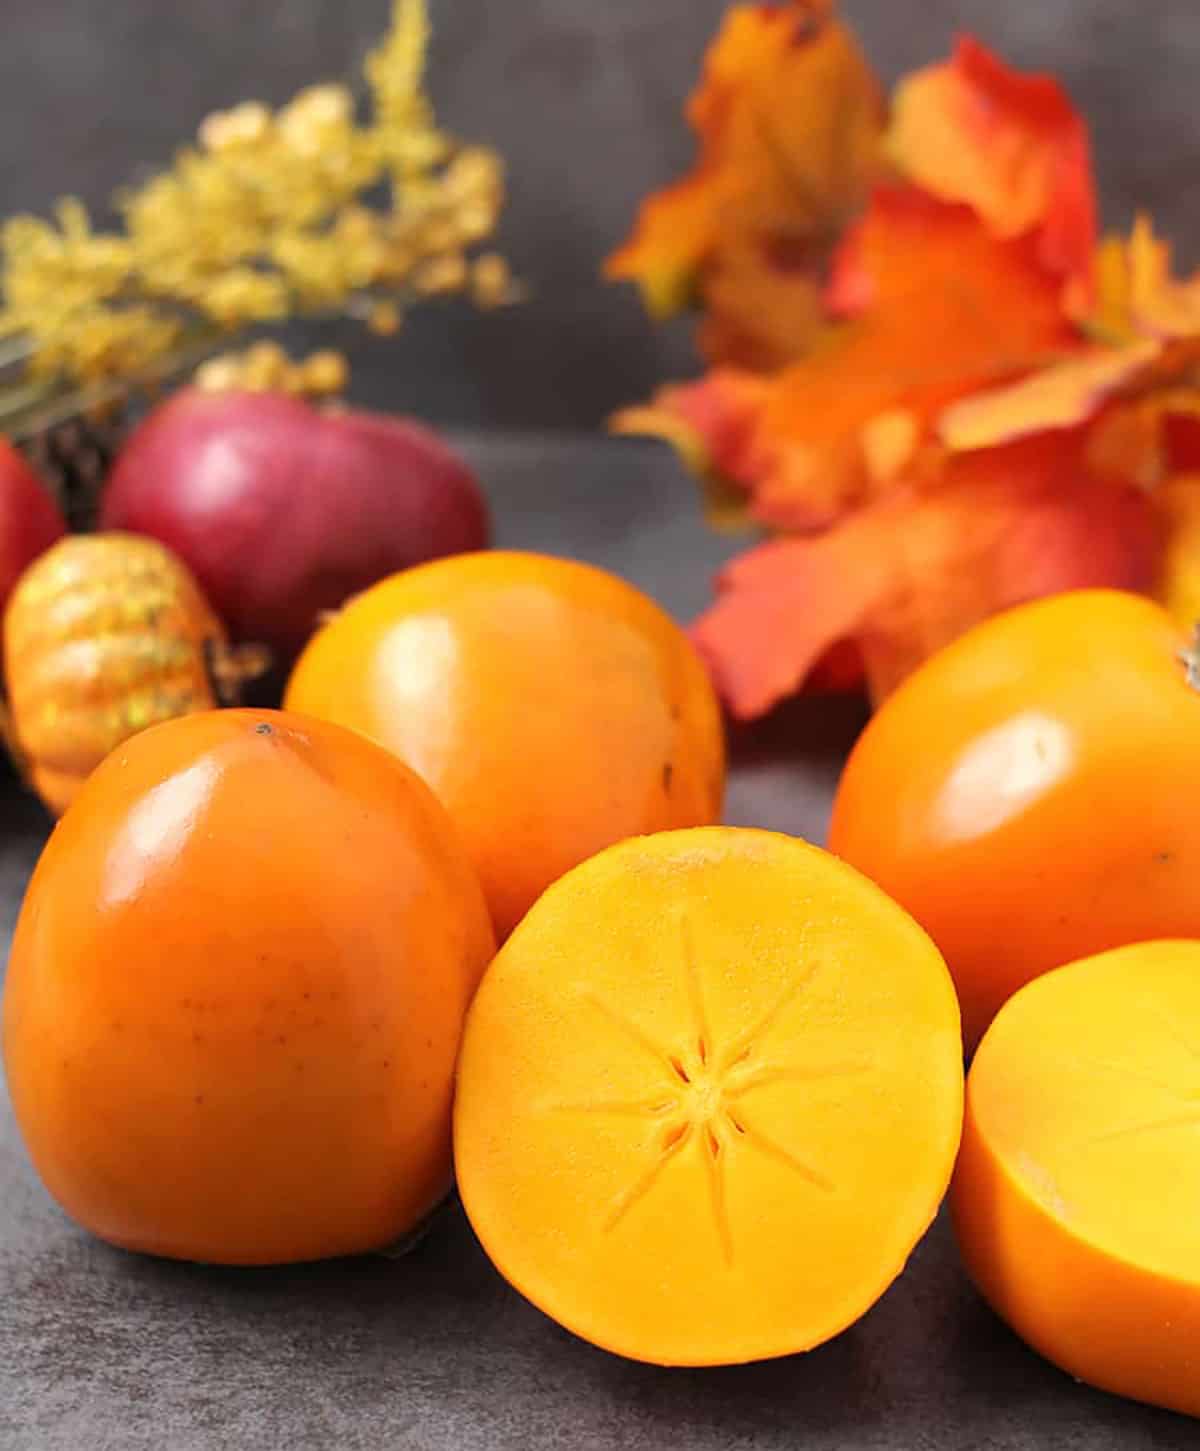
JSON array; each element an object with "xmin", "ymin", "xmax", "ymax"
[{"xmin": 0, "ymin": 436, "xmax": 1193, "ymax": 1449}]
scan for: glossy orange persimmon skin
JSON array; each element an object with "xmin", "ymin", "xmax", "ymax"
[
  {"xmin": 3, "ymin": 709, "xmax": 494, "ymax": 1264},
  {"xmin": 285, "ymin": 551, "xmax": 725, "ymax": 939},
  {"xmin": 829, "ymin": 590, "xmax": 1200, "ymax": 1051}
]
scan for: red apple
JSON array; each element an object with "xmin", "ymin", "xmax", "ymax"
[
  {"xmin": 100, "ymin": 389, "xmax": 490, "ymax": 661},
  {"xmin": 0, "ymin": 440, "xmax": 66, "ymax": 612}
]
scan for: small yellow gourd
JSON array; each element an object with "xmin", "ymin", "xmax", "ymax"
[{"xmin": 4, "ymin": 532, "xmax": 247, "ymax": 815}]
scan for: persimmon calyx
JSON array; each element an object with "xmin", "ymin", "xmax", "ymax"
[{"xmin": 202, "ymin": 638, "xmax": 272, "ymax": 706}]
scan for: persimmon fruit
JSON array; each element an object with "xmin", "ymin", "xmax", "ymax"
[
  {"xmin": 3, "ymin": 709, "xmax": 494, "ymax": 1264},
  {"xmin": 453, "ymin": 827, "xmax": 963, "ymax": 1365},
  {"xmin": 829, "ymin": 589, "xmax": 1200, "ymax": 1051},
  {"xmin": 285, "ymin": 551, "xmax": 725, "ymax": 940},
  {"xmin": 954, "ymin": 940, "xmax": 1200, "ymax": 1418}
]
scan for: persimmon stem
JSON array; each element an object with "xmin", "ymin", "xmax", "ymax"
[{"xmin": 202, "ymin": 638, "xmax": 272, "ymax": 707}]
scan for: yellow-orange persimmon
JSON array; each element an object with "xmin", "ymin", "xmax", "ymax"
[
  {"xmin": 3, "ymin": 709, "xmax": 494, "ymax": 1264},
  {"xmin": 829, "ymin": 590, "xmax": 1200, "ymax": 1051},
  {"xmin": 285, "ymin": 552, "xmax": 725, "ymax": 940},
  {"xmin": 954, "ymin": 940, "xmax": 1200, "ymax": 1418},
  {"xmin": 454, "ymin": 827, "xmax": 963, "ymax": 1365}
]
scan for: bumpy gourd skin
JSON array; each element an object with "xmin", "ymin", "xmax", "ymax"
[
  {"xmin": 3, "ymin": 708, "xmax": 495, "ymax": 1265},
  {"xmin": 830, "ymin": 589, "xmax": 1200, "ymax": 1051},
  {"xmin": 4, "ymin": 532, "xmax": 226, "ymax": 815},
  {"xmin": 286, "ymin": 551, "xmax": 726, "ymax": 940},
  {"xmin": 455, "ymin": 827, "xmax": 963, "ymax": 1366},
  {"xmin": 953, "ymin": 941, "xmax": 1200, "ymax": 1419}
]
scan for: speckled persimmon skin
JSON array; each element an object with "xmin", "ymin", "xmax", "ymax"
[
  {"xmin": 2, "ymin": 709, "xmax": 495, "ymax": 1265},
  {"xmin": 285, "ymin": 551, "xmax": 726, "ymax": 940}
]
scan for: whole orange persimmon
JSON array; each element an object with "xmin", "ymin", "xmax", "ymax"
[
  {"xmin": 3, "ymin": 709, "xmax": 494, "ymax": 1264},
  {"xmin": 285, "ymin": 552, "xmax": 726, "ymax": 939},
  {"xmin": 829, "ymin": 590, "xmax": 1200, "ymax": 1052}
]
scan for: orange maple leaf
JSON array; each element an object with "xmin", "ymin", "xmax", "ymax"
[
  {"xmin": 605, "ymin": 0, "xmax": 883, "ymax": 368},
  {"xmin": 692, "ymin": 434, "xmax": 1159, "ymax": 715},
  {"xmin": 939, "ymin": 342, "xmax": 1164, "ymax": 453},
  {"xmin": 887, "ymin": 35, "xmax": 1096, "ymax": 288},
  {"xmin": 1076, "ymin": 213, "xmax": 1200, "ymax": 341},
  {"xmin": 620, "ymin": 187, "xmax": 1078, "ymax": 530},
  {"xmin": 609, "ymin": 17, "xmax": 1163, "ymax": 717},
  {"xmin": 940, "ymin": 218, "xmax": 1200, "ymax": 461},
  {"xmin": 612, "ymin": 369, "xmax": 769, "ymax": 529}
]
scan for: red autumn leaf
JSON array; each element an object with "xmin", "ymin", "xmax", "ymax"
[
  {"xmin": 623, "ymin": 188, "xmax": 1079, "ymax": 530},
  {"xmin": 1164, "ymin": 409, "xmax": 1200, "ymax": 474},
  {"xmin": 887, "ymin": 35, "xmax": 1096, "ymax": 289},
  {"xmin": 822, "ymin": 185, "xmax": 1074, "ymax": 356},
  {"xmin": 605, "ymin": 0, "xmax": 883, "ymax": 368},
  {"xmin": 692, "ymin": 434, "xmax": 1159, "ymax": 716}
]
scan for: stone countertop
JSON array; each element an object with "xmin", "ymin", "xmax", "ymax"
[{"xmin": 0, "ymin": 435, "xmax": 1192, "ymax": 1449}]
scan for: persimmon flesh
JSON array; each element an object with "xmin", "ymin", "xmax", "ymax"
[
  {"xmin": 954, "ymin": 940, "xmax": 1200, "ymax": 1418},
  {"xmin": 3, "ymin": 709, "xmax": 495, "ymax": 1264},
  {"xmin": 454, "ymin": 827, "xmax": 963, "ymax": 1365}
]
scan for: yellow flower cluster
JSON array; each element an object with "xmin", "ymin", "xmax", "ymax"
[
  {"xmin": 193, "ymin": 342, "xmax": 349, "ymax": 399},
  {"xmin": 0, "ymin": 0, "xmax": 510, "ymax": 414}
]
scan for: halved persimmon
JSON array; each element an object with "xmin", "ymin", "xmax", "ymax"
[
  {"xmin": 454, "ymin": 827, "xmax": 963, "ymax": 1365},
  {"xmin": 954, "ymin": 940, "xmax": 1200, "ymax": 1419}
]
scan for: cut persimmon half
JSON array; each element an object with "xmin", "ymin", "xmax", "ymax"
[
  {"xmin": 453, "ymin": 827, "xmax": 964, "ymax": 1365},
  {"xmin": 954, "ymin": 940, "xmax": 1200, "ymax": 1418}
]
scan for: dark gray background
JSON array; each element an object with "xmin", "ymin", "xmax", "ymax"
[{"xmin": 4, "ymin": 0, "xmax": 1199, "ymax": 430}]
